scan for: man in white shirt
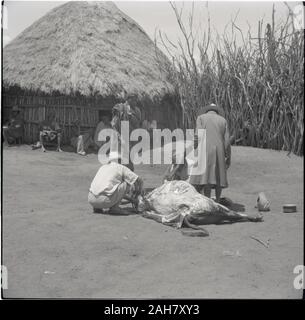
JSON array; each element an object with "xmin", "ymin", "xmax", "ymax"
[{"xmin": 88, "ymin": 152, "xmax": 143, "ymax": 214}]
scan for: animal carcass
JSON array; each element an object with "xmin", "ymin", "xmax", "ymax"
[{"xmin": 137, "ymin": 180, "xmax": 263, "ymax": 236}]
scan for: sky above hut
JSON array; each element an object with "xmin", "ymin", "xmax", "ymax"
[{"xmin": 3, "ymin": 0, "xmax": 301, "ymax": 52}]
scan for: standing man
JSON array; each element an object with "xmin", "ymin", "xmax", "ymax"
[
  {"xmin": 189, "ymin": 103, "xmax": 231, "ymax": 203},
  {"xmin": 3, "ymin": 106, "xmax": 24, "ymax": 146}
]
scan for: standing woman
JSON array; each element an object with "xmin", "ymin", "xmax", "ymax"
[{"xmin": 189, "ymin": 103, "xmax": 231, "ymax": 202}]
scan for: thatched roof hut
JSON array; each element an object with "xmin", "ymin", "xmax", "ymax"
[{"xmin": 3, "ymin": 1, "xmax": 181, "ymax": 143}]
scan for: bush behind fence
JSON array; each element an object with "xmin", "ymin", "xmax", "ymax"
[{"xmin": 156, "ymin": 4, "xmax": 304, "ymax": 156}]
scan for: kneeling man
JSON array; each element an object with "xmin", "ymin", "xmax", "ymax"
[{"xmin": 88, "ymin": 152, "xmax": 143, "ymax": 214}]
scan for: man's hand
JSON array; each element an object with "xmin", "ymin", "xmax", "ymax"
[
  {"xmin": 132, "ymin": 177, "xmax": 144, "ymax": 198},
  {"xmin": 136, "ymin": 177, "xmax": 144, "ymax": 196}
]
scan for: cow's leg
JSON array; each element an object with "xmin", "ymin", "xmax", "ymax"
[
  {"xmin": 187, "ymin": 213, "xmax": 224, "ymax": 225},
  {"xmin": 223, "ymin": 211, "xmax": 263, "ymax": 222},
  {"xmin": 187, "ymin": 210, "xmax": 263, "ymax": 225},
  {"xmin": 182, "ymin": 215, "xmax": 209, "ymax": 236},
  {"xmin": 142, "ymin": 211, "xmax": 163, "ymax": 223}
]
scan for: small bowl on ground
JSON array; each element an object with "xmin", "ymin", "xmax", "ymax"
[{"xmin": 283, "ymin": 204, "xmax": 297, "ymax": 213}]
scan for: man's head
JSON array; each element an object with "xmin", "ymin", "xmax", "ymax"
[
  {"xmin": 111, "ymin": 101, "xmax": 141, "ymax": 131},
  {"xmin": 108, "ymin": 151, "xmax": 133, "ymax": 170},
  {"xmin": 199, "ymin": 103, "xmax": 225, "ymax": 117},
  {"xmin": 12, "ymin": 105, "xmax": 20, "ymax": 112},
  {"xmin": 108, "ymin": 151, "xmax": 121, "ymax": 163},
  {"xmin": 135, "ymin": 194, "xmax": 148, "ymax": 213},
  {"xmin": 11, "ymin": 106, "xmax": 21, "ymax": 118},
  {"xmin": 46, "ymin": 110, "xmax": 56, "ymax": 123},
  {"xmin": 101, "ymin": 115, "xmax": 111, "ymax": 126}
]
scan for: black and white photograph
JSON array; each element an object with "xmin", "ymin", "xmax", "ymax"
[{"xmin": 0, "ymin": 0, "xmax": 304, "ymax": 301}]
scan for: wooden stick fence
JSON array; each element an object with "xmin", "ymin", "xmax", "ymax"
[{"xmin": 2, "ymin": 93, "xmax": 181, "ymax": 144}]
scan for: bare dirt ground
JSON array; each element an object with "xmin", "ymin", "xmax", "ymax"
[{"xmin": 2, "ymin": 145, "xmax": 303, "ymax": 299}]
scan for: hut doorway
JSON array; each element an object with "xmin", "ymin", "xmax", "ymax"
[{"xmin": 98, "ymin": 110, "xmax": 112, "ymax": 122}]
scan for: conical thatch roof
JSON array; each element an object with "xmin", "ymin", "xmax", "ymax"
[{"xmin": 3, "ymin": 1, "xmax": 173, "ymax": 99}]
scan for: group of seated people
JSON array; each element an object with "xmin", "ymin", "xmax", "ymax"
[
  {"xmin": 29, "ymin": 112, "xmax": 111, "ymax": 155},
  {"xmin": 3, "ymin": 106, "xmax": 113, "ymax": 155},
  {"xmin": 3, "ymin": 105, "xmax": 158, "ymax": 160}
]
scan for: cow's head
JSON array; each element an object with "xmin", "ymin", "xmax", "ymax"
[{"xmin": 136, "ymin": 194, "xmax": 148, "ymax": 213}]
